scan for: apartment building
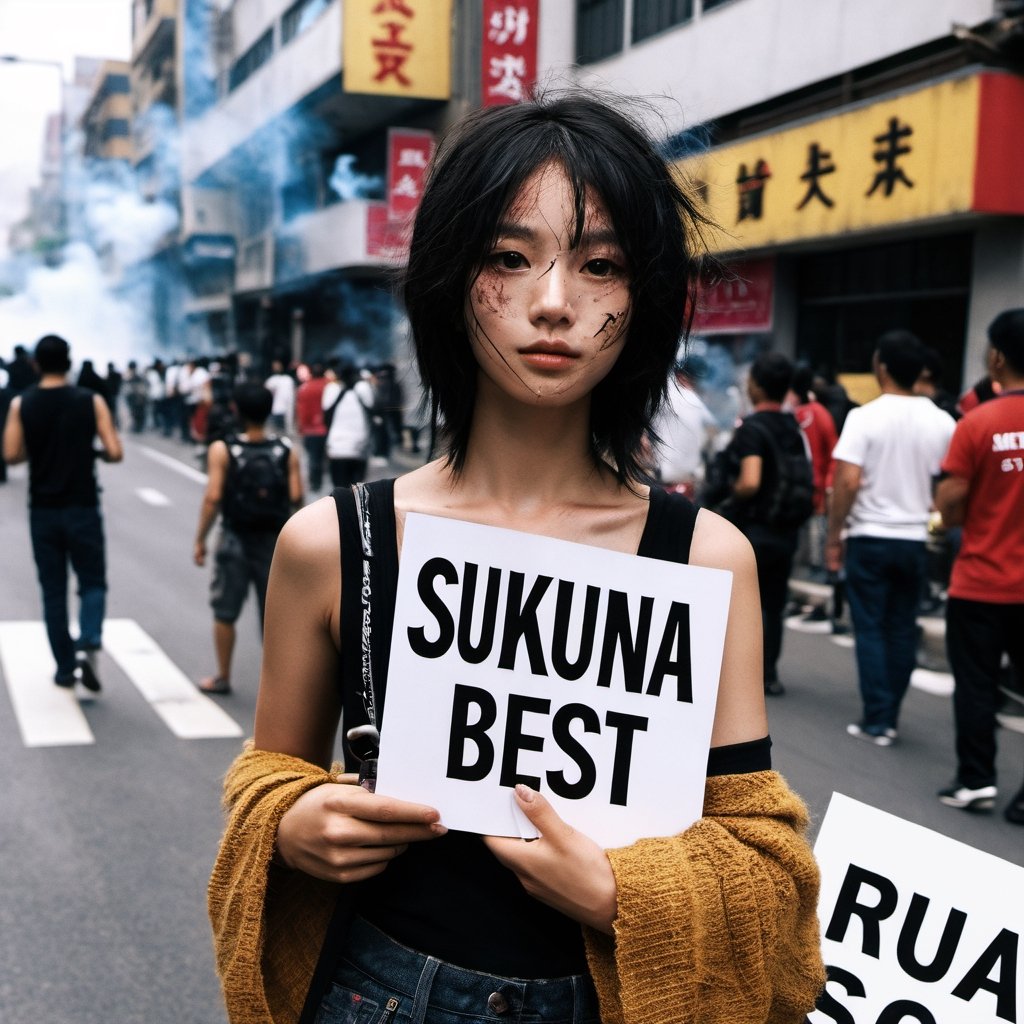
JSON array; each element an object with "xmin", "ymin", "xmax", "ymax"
[
  {"xmin": 541, "ymin": 0, "xmax": 1024, "ymax": 399},
  {"xmin": 80, "ymin": 60, "xmax": 134, "ymax": 162},
  {"xmin": 177, "ymin": 0, "xmax": 479, "ymax": 365}
]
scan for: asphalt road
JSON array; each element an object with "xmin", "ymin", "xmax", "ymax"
[{"xmin": 0, "ymin": 430, "xmax": 1020, "ymax": 1024}]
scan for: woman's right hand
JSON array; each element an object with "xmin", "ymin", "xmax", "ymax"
[{"xmin": 275, "ymin": 780, "xmax": 447, "ymax": 884}]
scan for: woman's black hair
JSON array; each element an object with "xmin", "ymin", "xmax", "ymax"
[{"xmin": 403, "ymin": 92, "xmax": 713, "ymax": 484}]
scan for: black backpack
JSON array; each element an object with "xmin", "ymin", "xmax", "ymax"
[
  {"xmin": 744, "ymin": 416, "xmax": 814, "ymax": 530},
  {"xmin": 222, "ymin": 436, "xmax": 292, "ymax": 531}
]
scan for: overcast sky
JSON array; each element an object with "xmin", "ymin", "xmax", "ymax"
[{"xmin": 0, "ymin": 0, "xmax": 132, "ymax": 256}]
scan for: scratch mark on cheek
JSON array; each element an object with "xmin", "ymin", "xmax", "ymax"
[
  {"xmin": 597, "ymin": 309, "xmax": 628, "ymax": 351},
  {"xmin": 594, "ymin": 312, "xmax": 618, "ymax": 338}
]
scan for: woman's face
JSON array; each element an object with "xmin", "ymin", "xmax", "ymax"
[{"xmin": 465, "ymin": 161, "xmax": 631, "ymax": 407}]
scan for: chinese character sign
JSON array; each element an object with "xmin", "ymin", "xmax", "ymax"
[
  {"xmin": 343, "ymin": 0, "xmax": 453, "ymax": 99},
  {"xmin": 482, "ymin": 0, "xmax": 538, "ymax": 107},
  {"xmin": 387, "ymin": 128, "xmax": 435, "ymax": 222},
  {"xmin": 675, "ymin": 73, "xmax": 1024, "ymax": 254}
]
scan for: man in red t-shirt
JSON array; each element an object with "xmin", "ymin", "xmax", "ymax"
[
  {"xmin": 935, "ymin": 309, "xmax": 1024, "ymax": 825},
  {"xmin": 295, "ymin": 363, "xmax": 329, "ymax": 493},
  {"xmin": 790, "ymin": 364, "xmax": 838, "ymax": 578}
]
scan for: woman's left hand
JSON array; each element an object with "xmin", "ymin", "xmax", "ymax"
[{"xmin": 483, "ymin": 785, "xmax": 617, "ymax": 934}]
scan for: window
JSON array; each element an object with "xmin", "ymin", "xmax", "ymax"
[
  {"xmin": 102, "ymin": 118, "xmax": 131, "ymax": 140},
  {"xmin": 228, "ymin": 28, "xmax": 273, "ymax": 92},
  {"xmin": 632, "ymin": 0, "xmax": 693, "ymax": 43},
  {"xmin": 576, "ymin": 0, "xmax": 624, "ymax": 64},
  {"xmin": 282, "ymin": 0, "xmax": 331, "ymax": 44},
  {"xmin": 100, "ymin": 73, "xmax": 131, "ymax": 99}
]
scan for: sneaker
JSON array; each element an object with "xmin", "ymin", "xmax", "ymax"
[
  {"xmin": 1005, "ymin": 787, "xmax": 1024, "ymax": 825},
  {"xmin": 937, "ymin": 783, "xmax": 997, "ymax": 811},
  {"xmin": 846, "ymin": 723, "xmax": 895, "ymax": 747},
  {"xmin": 75, "ymin": 657, "xmax": 102, "ymax": 693},
  {"xmin": 54, "ymin": 671, "xmax": 76, "ymax": 689},
  {"xmin": 764, "ymin": 679, "xmax": 786, "ymax": 697}
]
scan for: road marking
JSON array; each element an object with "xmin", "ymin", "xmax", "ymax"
[
  {"xmin": 137, "ymin": 444, "xmax": 208, "ymax": 485},
  {"xmin": 102, "ymin": 619, "xmax": 242, "ymax": 739},
  {"xmin": 0, "ymin": 622, "xmax": 94, "ymax": 747},
  {"xmin": 136, "ymin": 487, "xmax": 171, "ymax": 507}
]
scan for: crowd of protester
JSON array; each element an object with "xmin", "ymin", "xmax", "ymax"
[
  {"xmin": 650, "ymin": 320, "xmax": 1024, "ymax": 827},
  {"xmin": 3, "ymin": 320, "xmax": 1021, "ymax": 828}
]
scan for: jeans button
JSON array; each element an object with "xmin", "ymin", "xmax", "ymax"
[{"xmin": 487, "ymin": 991, "xmax": 510, "ymax": 1015}]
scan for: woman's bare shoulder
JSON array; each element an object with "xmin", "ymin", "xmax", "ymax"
[
  {"xmin": 689, "ymin": 507, "xmax": 756, "ymax": 575},
  {"xmin": 276, "ymin": 496, "xmax": 341, "ymax": 570}
]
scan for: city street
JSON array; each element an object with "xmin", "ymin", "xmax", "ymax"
[{"xmin": 0, "ymin": 433, "xmax": 1021, "ymax": 1024}]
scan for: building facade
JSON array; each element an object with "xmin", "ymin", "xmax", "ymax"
[
  {"xmin": 80, "ymin": 60, "xmax": 134, "ymax": 162},
  {"xmin": 177, "ymin": 0, "xmax": 481, "ymax": 370},
  {"xmin": 540, "ymin": 0, "xmax": 1024, "ymax": 402}
]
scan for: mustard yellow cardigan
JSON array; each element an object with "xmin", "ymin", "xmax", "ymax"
[{"xmin": 208, "ymin": 746, "xmax": 825, "ymax": 1024}]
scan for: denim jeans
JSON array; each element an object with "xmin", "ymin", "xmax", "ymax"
[
  {"xmin": 316, "ymin": 917, "xmax": 600, "ymax": 1024},
  {"xmin": 29, "ymin": 504, "xmax": 107, "ymax": 678},
  {"xmin": 946, "ymin": 598, "xmax": 1024, "ymax": 789},
  {"xmin": 844, "ymin": 536, "xmax": 926, "ymax": 731}
]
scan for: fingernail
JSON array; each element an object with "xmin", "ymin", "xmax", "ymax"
[
  {"xmin": 515, "ymin": 784, "xmax": 536, "ymax": 803},
  {"xmin": 430, "ymin": 822, "xmax": 448, "ymax": 835}
]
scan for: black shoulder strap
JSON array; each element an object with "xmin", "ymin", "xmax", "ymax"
[
  {"xmin": 638, "ymin": 486, "xmax": 698, "ymax": 564},
  {"xmin": 332, "ymin": 478, "xmax": 398, "ymax": 751}
]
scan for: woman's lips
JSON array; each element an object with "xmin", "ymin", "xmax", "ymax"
[{"xmin": 519, "ymin": 342, "xmax": 579, "ymax": 369}]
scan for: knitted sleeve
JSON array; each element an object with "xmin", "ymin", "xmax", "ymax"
[
  {"xmin": 583, "ymin": 770, "xmax": 826, "ymax": 1024},
  {"xmin": 207, "ymin": 745, "xmax": 343, "ymax": 1024}
]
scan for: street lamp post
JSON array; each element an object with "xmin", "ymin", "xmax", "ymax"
[{"xmin": 1, "ymin": 55, "xmax": 67, "ymax": 246}]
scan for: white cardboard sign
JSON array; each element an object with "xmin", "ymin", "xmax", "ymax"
[
  {"xmin": 811, "ymin": 793, "xmax": 1024, "ymax": 1024},
  {"xmin": 374, "ymin": 513, "xmax": 732, "ymax": 849}
]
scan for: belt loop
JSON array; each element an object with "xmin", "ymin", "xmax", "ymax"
[{"xmin": 410, "ymin": 955, "xmax": 441, "ymax": 1023}]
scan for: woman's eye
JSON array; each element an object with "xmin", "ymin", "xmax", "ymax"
[
  {"xmin": 493, "ymin": 251, "xmax": 526, "ymax": 270},
  {"xmin": 584, "ymin": 258, "xmax": 617, "ymax": 277}
]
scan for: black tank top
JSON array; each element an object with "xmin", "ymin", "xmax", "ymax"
[
  {"xmin": 19, "ymin": 386, "xmax": 99, "ymax": 508},
  {"xmin": 333, "ymin": 481, "xmax": 767, "ymax": 978}
]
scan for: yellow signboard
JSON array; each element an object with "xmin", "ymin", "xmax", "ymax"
[
  {"xmin": 343, "ymin": 0, "xmax": 453, "ymax": 100},
  {"xmin": 678, "ymin": 75, "xmax": 981, "ymax": 254}
]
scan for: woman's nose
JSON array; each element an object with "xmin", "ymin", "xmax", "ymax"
[{"xmin": 529, "ymin": 260, "xmax": 575, "ymax": 327}]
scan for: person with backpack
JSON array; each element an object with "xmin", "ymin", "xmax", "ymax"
[
  {"xmin": 322, "ymin": 362, "xmax": 376, "ymax": 488},
  {"xmin": 192, "ymin": 382, "xmax": 303, "ymax": 695},
  {"xmin": 715, "ymin": 351, "xmax": 814, "ymax": 697}
]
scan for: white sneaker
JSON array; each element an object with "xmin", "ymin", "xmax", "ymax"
[
  {"xmin": 937, "ymin": 784, "xmax": 997, "ymax": 810},
  {"xmin": 846, "ymin": 723, "xmax": 895, "ymax": 747}
]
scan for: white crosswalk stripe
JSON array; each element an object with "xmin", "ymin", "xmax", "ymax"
[
  {"xmin": 102, "ymin": 619, "xmax": 242, "ymax": 739},
  {"xmin": 0, "ymin": 622, "xmax": 94, "ymax": 747},
  {"xmin": 0, "ymin": 618, "xmax": 242, "ymax": 746},
  {"xmin": 135, "ymin": 486, "xmax": 172, "ymax": 506}
]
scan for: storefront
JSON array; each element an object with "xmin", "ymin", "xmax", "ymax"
[{"xmin": 681, "ymin": 69, "xmax": 1024, "ymax": 397}]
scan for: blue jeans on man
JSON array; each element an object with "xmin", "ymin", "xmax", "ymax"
[
  {"xmin": 29, "ymin": 505, "xmax": 107, "ymax": 681},
  {"xmin": 844, "ymin": 536, "xmax": 926, "ymax": 733}
]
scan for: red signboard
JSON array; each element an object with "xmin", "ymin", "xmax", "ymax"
[
  {"xmin": 691, "ymin": 258, "xmax": 775, "ymax": 335},
  {"xmin": 386, "ymin": 128, "xmax": 435, "ymax": 223},
  {"xmin": 367, "ymin": 202, "xmax": 411, "ymax": 261},
  {"xmin": 481, "ymin": 0, "xmax": 538, "ymax": 107}
]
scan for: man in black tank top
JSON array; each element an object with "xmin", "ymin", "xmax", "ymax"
[{"xmin": 2, "ymin": 335, "xmax": 123, "ymax": 689}]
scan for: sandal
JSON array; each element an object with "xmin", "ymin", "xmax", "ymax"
[{"xmin": 198, "ymin": 676, "xmax": 232, "ymax": 695}]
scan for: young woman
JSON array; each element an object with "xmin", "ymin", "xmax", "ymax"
[{"xmin": 209, "ymin": 95, "xmax": 825, "ymax": 1024}]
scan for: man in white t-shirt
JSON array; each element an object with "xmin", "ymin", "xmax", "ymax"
[
  {"xmin": 827, "ymin": 331, "xmax": 956, "ymax": 746},
  {"xmin": 265, "ymin": 359, "xmax": 296, "ymax": 433},
  {"xmin": 651, "ymin": 368, "xmax": 716, "ymax": 497}
]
